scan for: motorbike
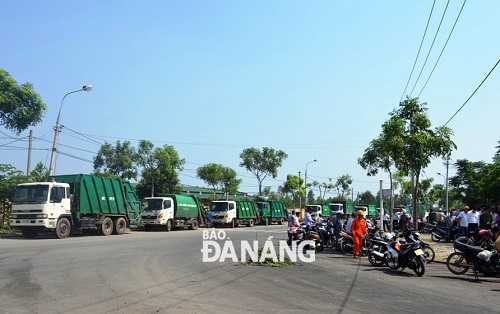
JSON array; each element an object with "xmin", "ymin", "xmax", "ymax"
[
  {"xmin": 383, "ymin": 230, "xmax": 427, "ymax": 277},
  {"xmin": 288, "ymin": 223, "xmax": 323, "ymax": 252},
  {"xmin": 431, "ymin": 224, "xmax": 460, "ymax": 243},
  {"xmin": 397, "ymin": 230, "xmax": 435, "ymax": 263},
  {"xmin": 340, "ymin": 224, "xmax": 378, "ymax": 255},
  {"xmin": 367, "ymin": 233, "xmax": 393, "ymax": 267},
  {"xmin": 446, "ymin": 238, "xmax": 500, "ymax": 280},
  {"xmin": 314, "ymin": 221, "xmax": 339, "ymax": 250}
]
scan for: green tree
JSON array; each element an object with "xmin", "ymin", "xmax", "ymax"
[
  {"xmin": 239, "ymin": 147, "xmax": 288, "ymax": 196},
  {"xmin": 93, "ymin": 140, "xmax": 137, "ymax": 180},
  {"xmin": 220, "ymin": 167, "xmax": 242, "ymax": 199},
  {"xmin": 0, "ymin": 69, "xmax": 47, "ymax": 134},
  {"xmin": 281, "ymin": 174, "xmax": 303, "ymax": 209},
  {"xmin": 335, "ymin": 174, "xmax": 353, "ymax": 199},
  {"xmin": 135, "ymin": 140, "xmax": 185, "ymax": 198},
  {"xmin": 356, "ymin": 190, "xmax": 376, "ymax": 205},
  {"xmin": 28, "ymin": 162, "xmax": 49, "ymax": 182},
  {"xmin": 450, "ymin": 159, "xmax": 488, "ymax": 205},
  {"xmin": 0, "ymin": 164, "xmax": 27, "ymax": 201},
  {"xmin": 313, "ymin": 178, "xmax": 334, "ymax": 201},
  {"xmin": 364, "ymin": 97, "xmax": 456, "ymax": 224},
  {"xmin": 197, "ymin": 163, "xmax": 242, "ymax": 199}
]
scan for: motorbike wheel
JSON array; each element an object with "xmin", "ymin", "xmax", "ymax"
[
  {"xmin": 423, "ymin": 245, "xmax": 435, "ymax": 263},
  {"xmin": 431, "ymin": 233, "xmax": 441, "ymax": 242},
  {"xmin": 385, "ymin": 255, "xmax": 399, "ymax": 270},
  {"xmin": 446, "ymin": 252, "xmax": 469, "ymax": 275},
  {"xmin": 341, "ymin": 239, "xmax": 353, "ymax": 254},
  {"xmin": 368, "ymin": 252, "xmax": 385, "ymax": 267},
  {"xmin": 413, "ymin": 257, "xmax": 426, "ymax": 277},
  {"xmin": 325, "ymin": 238, "xmax": 336, "ymax": 249}
]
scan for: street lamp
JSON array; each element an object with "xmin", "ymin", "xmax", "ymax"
[
  {"xmin": 48, "ymin": 85, "xmax": 92, "ymax": 176},
  {"xmin": 437, "ymin": 171, "xmax": 449, "ymax": 214},
  {"xmin": 304, "ymin": 159, "xmax": 317, "ymax": 207}
]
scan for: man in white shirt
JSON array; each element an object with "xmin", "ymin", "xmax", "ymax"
[
  {"xmin": 457, "ymin": 206, "xmax": 469, "ymax": 237},
  {"xmin": 346, "ymin": 213, "xmax": 356, "ymax": 234},
  {"xmin": 467, "ymin": 206, "xmax": 480, "ymax": 239},
  {"xmin": 383, "ymin": 212, "xmax": 390, "ymax": 231}
]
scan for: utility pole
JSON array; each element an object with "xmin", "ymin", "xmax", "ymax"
[{"xmin": 27, "ymin": 130, "xmax": 32, "ymax": 177}]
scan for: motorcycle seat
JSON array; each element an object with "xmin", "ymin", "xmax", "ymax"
[{"xmin": 454, "ymin": 241, "xmax": 484, "ymax": 254}]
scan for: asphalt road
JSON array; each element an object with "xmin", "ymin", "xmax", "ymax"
[{"xmin": 1, "ymin": 225, "xmax": 499, "ymax": 314}]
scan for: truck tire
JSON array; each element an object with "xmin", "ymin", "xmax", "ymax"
[
  {"xmin": 166, "ymin": 220, "xmax": 172, "ymax": 232},
  {"xmin": 190, "ymin": 220, "xmax": 199, "ymax": 230},
  {"xmin": 247, "ymin": 219, "xmax": 254, "ymax": 227},
  {"xmin": 278, "ymin": 218, "xmax": 284, "ymax": 225},
  {"xmin": 55, "ymin": 218, "xmax": 71, "ymax": 239},
  {"xmin": 114, "ymin": 217, "xmax": 126, "ymax": 235},
  {"xmin": 101, "ymin": 217, "xmax": 113, "ymax": 236},
  {"xmin": 21, "ymin": 228, "xmax": 37, "ymax": 239},
  {"xmin": 231, "ymin": 219, "xmax": 236, "ymax": 228}
]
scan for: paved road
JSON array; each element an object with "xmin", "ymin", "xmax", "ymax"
[{"xmin": 1, "ymin": 226, "xmax": 498, "ymax": 314}]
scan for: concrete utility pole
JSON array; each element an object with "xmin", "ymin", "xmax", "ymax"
[
  {"xmin": 27, "ymin": 130, "xmax": 32, "ymax": 176},
  {"xmin": 304, "ymin": 159, "xmax": 317, "ymax": 206}
]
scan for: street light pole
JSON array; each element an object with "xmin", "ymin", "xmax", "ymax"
[
  {"xmin": 48, "ymin": 85, "xmax": 92, "ymax": 176},
  {"xmin": 437, "ymin": 169, "xmax": 449, "ymax": 214},
  {"xmin": 304, "ymin": 159, "xmax": 317, "ymax": 207}
]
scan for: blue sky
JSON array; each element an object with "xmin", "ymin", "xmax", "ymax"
[{"xmin": 1, "ymin": 1, "xmax": 499, "ymax": 199}]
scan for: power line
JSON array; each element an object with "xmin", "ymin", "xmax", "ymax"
[
  {"xmin": 409, "ymin": 0, "xmax": 451, "ymax": 96},
  {"xmin": 443, "ymin": 59, "xmax": 500, "ymax": 126},
  {"xmin": 400, "ymin": 0, "xmax": 436, "ymax": 102},
  {"xmin": 418, "ymin": 0, "xmax": 467, "ymax": 97}
]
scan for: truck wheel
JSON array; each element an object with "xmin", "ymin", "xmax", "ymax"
[
  {"xmin": 278, "ymin": 218, "xmax": 284, "ymax": 225},
  {"xmin": 21, "ymin": 228, "xmax": 37, "ymax": 239},
  {"xmin": 114, "ymin": 217, "xmax": 126, "ymax": 235},
  {"xmin": 190, "ymin": 220, "xmax": 199, "ymax": 230},
  {"xmin": 101, "ymin": 217, "xmax": 113, "ymax": 236},
  {"xmin": 55, "ymin": 218, "xmax": 71, "ymax": 239},
  {"xmin": 247, "ymin": 219, "xmax": 254, "ymax": 227},
  {"xmin": 231, "ymin": 219, "xmax": 235, "ymax": 228},
  {"xmin": 166, "ymin": 220, "xmax": 172, "ymax": 232}
]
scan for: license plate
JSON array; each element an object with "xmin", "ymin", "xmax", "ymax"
[{"xmin": 414, "ymin": 249, "xmax": 424, "ymax": 256}]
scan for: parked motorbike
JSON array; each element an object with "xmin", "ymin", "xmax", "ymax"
[
  {"xmin": 340, "ymin": 225, "xmax": 378, "ymax": 255},
  {"xmin": 314, "ymin": 221, "xmax": 339, "ymax": 250},
  {"xmin": 368, "ymin": 233, "xmax": 393, "ymax": 267},
  {"xmin": 288, "ymin": 223, "xmax": 323, "ymax": 252},
  {"xmin": 384, "ymin": 230, "xmax": 426, "ymax": 277},
  {"xmin": 446, "ymin": 238, "xmax": 500, "ymax": 279},
  {"xmin": 431, "ymin": 224, "xmax": 460, "ymax": 243},
  {"xmin": 397, "ymin": 230, "xmax": 435, "ymax": 263}
]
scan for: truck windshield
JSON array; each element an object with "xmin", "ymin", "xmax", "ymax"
[
  {"xmin": 13, "ymin": 185, "xmax": 49, "ymax": 204},
  {"xmin": 144, "ymin": 199, "xmax": 163, "ymax": 211},
  {"xmin": 210, "ymin": 202, "xmax": 229, "ymax": 212},
  {"xmin": 329, "ymin": 204, "xmax": 341, "ymax": 212}
]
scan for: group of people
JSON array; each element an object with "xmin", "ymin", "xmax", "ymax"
[
  {"xmin": 448, "ymin": 205, "xmax": 499, "ymax": 238},
  {"xmin": 287, "ymin": 208, "xmax": 369, "ymax": 258}
]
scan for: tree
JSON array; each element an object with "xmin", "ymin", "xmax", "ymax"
[
  {"xmin": 281, "ymin": 174, "xmax": 303, "ymax": 208},
  {"xmin": 29, "ymin": 162, "xmax": 49, "ymax": 182},
  {"xmin": 0, "ymin": 69, "xmax": 47, "ymax": 134},
  {"xmin": 93, "ymin": 141, "xmax": 137, "ymax": 180},
  {"xmin": 313, "ymin": 178, "xmax": 334, "ymax": 201},
  {"xmin": 135, "ymin": 140, "xmax": 185, "ymax": 198},
  {"xmin": 356, "ymin": 190, "xmax": 376, "ymax": 205},
  {"xmin": 363, "ymin": 97, "xmax": 456, "ymax": 225},
  {"xmin": 239, "ymin": 147, "xmax": 288, "ymax": 196},
  {"xmin": 0, "ymin": 164, "xmax": 26, "ymax": 202},
  {"xmin": 335, "ymin": 174, "xmax": 352, "ymax": 199},
  {"xmin": 450, "ymin": 159, "xmax": 489, "ymax": 205},
  {"xmin": 197, "ymin": 163, "xmax": 242, "ymax": 199}
]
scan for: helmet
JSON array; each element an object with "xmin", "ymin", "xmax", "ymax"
[
  {"xmin": 357, "ymin": 210, "xmax": 364, "ymax": 216},
  {"xmin": 464, "ymin": 206, "xmax": 470, "ymax": 210},
  {"xmin": 383, "ymin": 233, "xmax": 394, "ymax": 242},
  {"xmin": 478, "ymin": 229, "xmax": 493, "ymax": 238}
]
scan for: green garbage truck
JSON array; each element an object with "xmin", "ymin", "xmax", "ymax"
[
  {"xmin": 10, "ymin": 174, "xmax": 142, "ymax": 239},
  {"xmin": 256, "ymin": 200, "xmax": 287, "ymax": 225},
  {"xmin": 141, "ymin": 194, "xmax": 207, "ymax": 231},
  {"xmin": 210, "ymin": 200, "xmax": 260, "ymax": 228}
]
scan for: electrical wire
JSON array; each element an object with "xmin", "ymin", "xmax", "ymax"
[
  {"xmin": 400, "ymin": 0, "xmax": 436, "ymax": 103},
  {"xmin": 418, "ymin": 0, "xmax": 467, "ymax": 97},
  {"xmin": 443, "ymin": 59, "xmax": 500, "ymax": 126},
  {"xmin": 409, "ymin": 0, "xmax": 451, "ymax": 96}
]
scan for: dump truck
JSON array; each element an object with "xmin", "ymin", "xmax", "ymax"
[
  {"xmin": 141, "ymin": 194, "xmax": 206, "ymax": 231},
  {"xmin": 306, "ymin": 204, "xmax": 331, "ymax": 217},
  {"xmin": 210, "ymin": 200, "xmax": 259, "ymax": 228},
  {"xmin": 329, "ymin": 201, "xmax": 355, "ymax": 215},
  {"xmin": 10, "ymin": 174, "xmax": 141, "ymax": 239},
  {"xmin": 256, "ymin": 200, "xmax": 287, "ymax": 225},
  {"xmin": 355, "ymin": 204, "xmax": 377, "ymax": 217}
]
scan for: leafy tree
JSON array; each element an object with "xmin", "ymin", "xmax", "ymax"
[
  {"xmin": 450, "ymin": 159, "xmax": 489, "ymax": 205},
  {"xmin": 313, "ymin": 178, "xmax": 334, "ymax": 201},
  {"xmin": 93, "ymin": 140, "xmax": 137, "ymax": 180},
  {"xmin": 493, "ymin": 141, "xmax": 500, "ymax": 163},
  {"xmin": 0, "ymin": 69, "xmax": 47, "ymax": 134},
  {"xmin": 363, "ymin": 97, "xmax": 456, "ymax": 225},
  {"xmin": 28, "ymin": 162, "xmax": 49, "ymax": 182},
  {"xmin": 356, "ymin": 190, "xmax": 376, "ymax": 205},
  {"xmin": 0, "ymin": 164, "xmax": 27, "ymax": 201},
  {"xmin": 135, "ymin": 140, "xmax": 185, "ymax": 198},
  {"xmin": 239, "ymin": 147, "xmax": 288, "ymax": 196},
  {"xmin": 197, "ymin": 163, "xmax": 223, "ymax": 195},
  {"xmin": 219, "ymin": 167, "xmax": 242, "ymax": 199},
  {"xmin": 335, "ymin": 174, "xmax": 352, "ymax": 199},
  {"xmin": 281, "ymin": 174, "xmax": 303, "ymax": 208}
]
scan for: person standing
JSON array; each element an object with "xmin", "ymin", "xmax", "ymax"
[
  {"xmin": 346, "ymin": 212, "xmax": 355, "ymax": 234},
  {"xmin": 399, "ymin": 209, "xmax": 410, "ymax": 232},
  {"xmin": 392, "ymin": 209, "xmax": 400, "ymax": 231},
  {"xmin": 288, "ymin": 210, "xmax": 296, "ymax": 227},
  {"xmin": 479, "ymin": 207, "xmax": 493, "ymax": 231},
  {"xmin": 467, "ymin": 206, "xmax": 480, "ymax": 239},
  {"xmin": 351, "ymin": 210, "xmax": 368, "ymax": 258},
  {"xmin": 457, "ymin": 206, "xmax": 469, "ymax": 237},
  {"xmin": 383, "ymin": 212, "xmax": 390, "ymax": 232}
]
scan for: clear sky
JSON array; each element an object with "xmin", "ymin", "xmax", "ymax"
[{"xmin": 1, "ymin": 1, "xmax": 499, "ymax": 200}]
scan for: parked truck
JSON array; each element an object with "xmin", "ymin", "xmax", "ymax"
[
  {"xmin": 210, "ymin": 200, "xmax": 259, "ymax": 228},
  {"xmin": 329, "ymin": 201, "xmax": 355, "ymax": 215},
  {"xmin": 141, "ymin": 194, "xmax": 206, "ymax": 231},
  {"xmin": 306, "ymin": 204, "xmax": 331, "ymax": 217},
  {"xmin": 10, "ymin": 174, "xmax": 142, "ymax": 239},
  {"xmin": 256, "ymin": 200, "xmax": 287, "ymax": 225},
  {"xmin": 355, "ymin": 204, "xmax": 377, "ymax": 217}
]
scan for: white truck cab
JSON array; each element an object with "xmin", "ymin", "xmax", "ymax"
[{"xmin": 141, "ymin": 197, "xmax": 174, "ymax": 229}]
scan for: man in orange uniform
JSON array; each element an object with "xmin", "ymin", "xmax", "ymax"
[{"xmin": 351, "ymin": 210, "xmax": 368, "ymax": 258}]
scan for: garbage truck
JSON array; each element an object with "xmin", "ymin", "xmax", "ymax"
[
  {"xmin": 256, "ymin": 200, "xmax": 287, "ymax": 225},
  {"xmin": 141, "ymin": 194, "xmax": 207, "ymax": 231},
  {"xmin": 10, "ymin": 174, "xmax": 142, "ymax": 239},
  {"xmin": 210, "ymin": 200, "xmax": 259, "ymax": 228}
]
